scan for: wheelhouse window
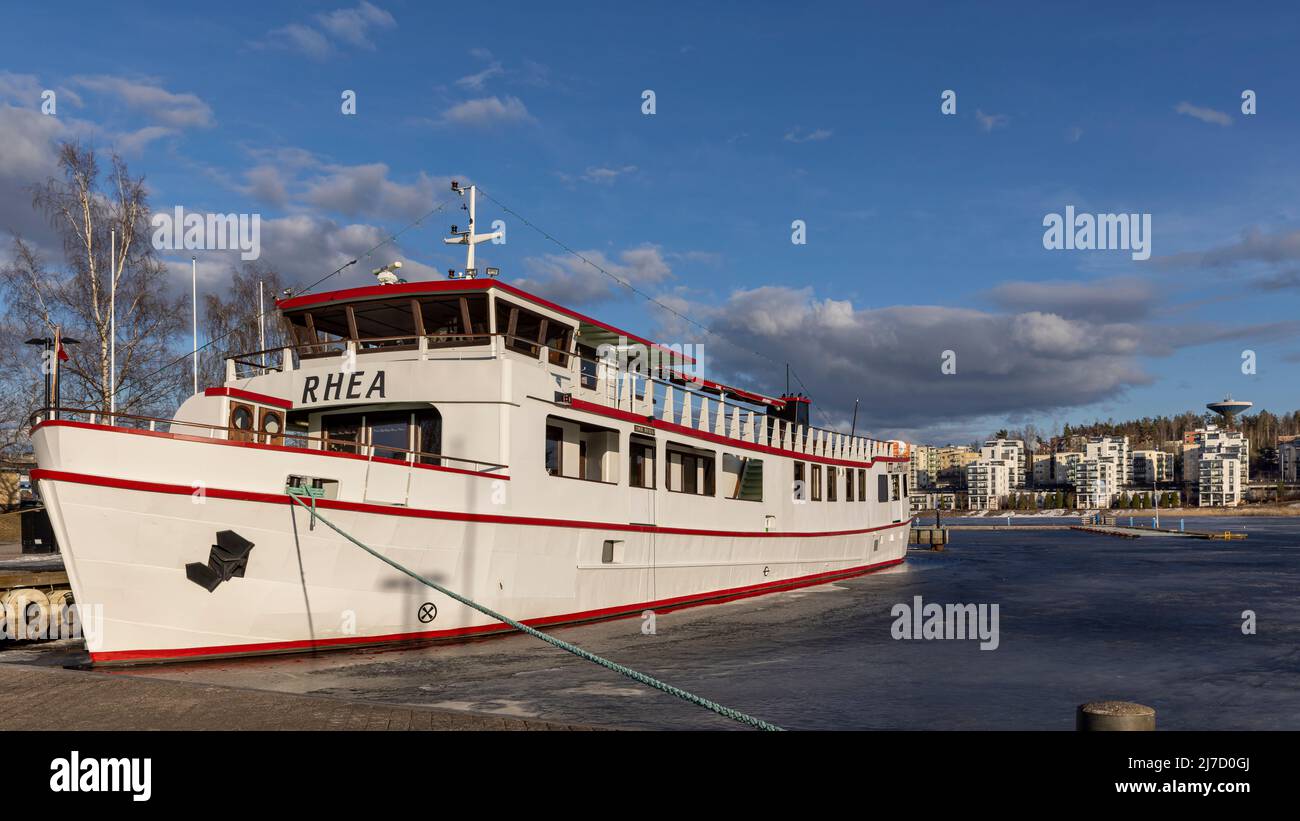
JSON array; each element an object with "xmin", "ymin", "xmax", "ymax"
[
  {"xmin": 666, "ymin": 443, "xmax": 715, "ymax": 496},
  {"xmin": 878, "ymin": 474, "xmax": 889, "ymax": 503},
  {"xmin": 845, "ymin": 466, "xmax": 854, "ymax": 502},
  {"xmin": 793, "ymin": 461, "xmax": 806, "ymax": 502},
  {"xmin": 811, "ymin": 464, "xmax": 823, "ymax": 501},
  {"xmin": 496, "ymin": 299, "xmax": 574, "ymax": 364},
  {"xmin": 545, "ymin": 416, "xmax": 619, "ymax": 482},
  {"xmin": 827, "ymin": 466, "xmax": 838, "ymax": 502},
  {"xmin": 282, "ymin": 294, "xmax": 491, "ymax": 357},
  {"xmin": 630, "ymin": 435, "xmax": 656, "ymax": 488},
  {"xmin": 858, "ymin": 468, "xmax": 867, "ymax": 502}
]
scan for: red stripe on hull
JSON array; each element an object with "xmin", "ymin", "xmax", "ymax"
[
  {"xmin": 88, "ymin": 557, "xmax": 904, "ymax": 665},
  {"xmin": 32, "ymin": 468, "xmax": 914, "ymax": 539}
]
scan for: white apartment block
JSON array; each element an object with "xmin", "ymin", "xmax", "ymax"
[
  {"xmin": 1280, "ymin": 436, "xmax": 1300, "ymax": 484},
  {"xmin": 1132, "ymin": 449, "xmax": 1174, "ymax": 485},
  {"xmin": 1053, "ymin": 452, "xmax": 1082, "ymax": 484},
  {"xmin": 980, "ymin": 439, "xmax": 1026, "ymax": 488},
  {"xmin": 909, "ymin": 444, "xmax": 933, "ymax": 490},
  {"xmin": 966, "ymin": 459, "xmax": 1011, "ymax": 510},
  {"xmin": 1197, "ymin": 455, "xmax": 1242, "ymax": 507},
  {"xmin": 1084, "ymin": 436, "xmax": 1131, "ymax": 487},
  {"xmin": 1032, "ymin": 453, "xmax": 1053, "ymax": 485},
  {"xmin": 1069, "ymin": 457, "xmax": 1117, "ymax": 509},
  {"xmin": 1184, "ymin": 426, "xmax": 1249, "ymax": 504}
]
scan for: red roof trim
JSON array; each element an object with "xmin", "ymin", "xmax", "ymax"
[{"xmin": 204, "ymin": 387, "xmax": 293, "ymax": 409}]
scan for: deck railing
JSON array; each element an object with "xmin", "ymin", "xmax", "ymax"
[
  {"xmin": 29, "ymin": 407, "xmax": 508, "ymax": 475},
  {"xmin": 223, "ymin": 332, "xmax": 910, "ymax": 463}
]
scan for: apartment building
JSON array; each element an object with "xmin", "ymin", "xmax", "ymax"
[
  {"xmin": 1184, "ymin": 425, "xmax": 1250, "ymax": 505},
  {"xmin": 1069, "ymin": 458, "xmax": 1117, "ymax": 509},
  {"xmin": 1197, "ymin": 455, "xmax": 1242, "ymax": 507},
  {"xmin": 1084, "ymin": 435, "xmax": 1131, "ymax": 487},
  {"xmin": 1132, "ymin": 449, "xmax": 1174, "ymax": 485},
  {"xmin": 1280, "ymin": 435, "xmax": 1300, "ymax": 484},
  {"xmin": 966, "ymin": 459, "xmax": 1011, "ymax": 510},
  {"xmin": 981, "ymin": 439, "xmax": 1026, "ymax": 488}
]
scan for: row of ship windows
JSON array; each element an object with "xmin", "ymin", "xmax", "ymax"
[{"xmin": 543, "ymin": 414, "xmax": 905, "ymax": 503}]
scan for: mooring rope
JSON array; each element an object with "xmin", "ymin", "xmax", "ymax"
[{"xmin": 285, "ymin": 489, "xmax": 783, "ymax": 731}]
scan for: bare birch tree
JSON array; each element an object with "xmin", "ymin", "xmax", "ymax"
[{"xmin": 0, "ymin": 142, "xmax": 186, "ymax": 419}]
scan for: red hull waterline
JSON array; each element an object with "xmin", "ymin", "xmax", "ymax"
[{"xmin": 89, "ymin": 557, "xmax": 904, "ymax": 666}]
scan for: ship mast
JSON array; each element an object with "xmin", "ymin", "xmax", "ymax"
[{"xmin": 442, "ymin": 181, "xmax": 503, "ymax": 279}]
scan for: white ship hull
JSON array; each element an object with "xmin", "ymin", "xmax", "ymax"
[{"xmin": 33, "ymin": 422, "xmax": 909, "ymax": 664}]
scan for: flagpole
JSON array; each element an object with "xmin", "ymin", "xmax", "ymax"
[
  {"xmin": 259, "ymin": 280, "xmax": 266, "ymax": 371},
  {"xmin": 110, "ymin": 230, "xmax": 116, "ymax": 416},
  {"xmin": 191, "ymin": 256, "xmax": 198, "ymax": 394}
]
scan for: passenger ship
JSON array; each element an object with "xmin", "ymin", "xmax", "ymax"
[{"xmin": 31, "ymin": 184, "xmax": 913, "ymax": 664}]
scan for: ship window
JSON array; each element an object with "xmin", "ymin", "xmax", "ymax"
[
  {"xmin": 666, "ymin": 443, "xmax": 715, "ymax": 496},
  {"xmin": 858, "ymin": 469, "xmax": 867, "ymax": 502},
  {"xmin": 421, "ymin": 295, "xmax": 489, "ymax": 347},
  {"xmin": 414, "ymin": 409, "xmax": 442, "ymax": 465},
  {"xmin": 793, "ymin": 461, "xmax": 806, "ymax": 502},
  {"xmin": 577, "ymin": 344, "xmax": 598, "ymax": 389},
  {"xmin": 827, "ymin": 466, "xmax": 838, "ymax": 502},
  {"xmin": 545, "ymin": 416, "xmax": 619, "ymax": 482},
  {"xmin": 258, "ymin": 408, "xmax": 284, "ymax": 445},
  {"xmin": 368, "ymin": 411, "xmax": 411, "ymax": 461},
  {"xmin": 845, "ymin": 466, "xmax": 855, "ymax": 502},
  {"xmin": 878, "ymin": 474, "xmax": 889, "ymax": 503},
  {"xmin": 545, "ymin": 425, "xmax": 563, "ymax": 476},
  {"xmin": 497, "ymin": 299, "xmax": 573, "ymax": 360},
  {"xmin": 630, "ymin": 435, "xmax": 656, "ymax": 489},
  {"xmin": 891, "ymin": 475, "xmax": 901, "ymax": 501},
  {"xmin": 229, "ymin": 403, "xmax": 255, "ymax": 443},
  {"xmin": 723, "ymin": 453, "xmax": 762, "ymax": 501},
  {"xmin": 811, "ymin": 464, "xmax": 822, "ymax": 501},
  {"xmin": 324, "ymin": 415, "xmax": 360, "ymax": 454}
]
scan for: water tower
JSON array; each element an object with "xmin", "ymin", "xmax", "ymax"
[{"xmin": 1206, "ymin": 395, "xmax": 1252, "ymax": 428}]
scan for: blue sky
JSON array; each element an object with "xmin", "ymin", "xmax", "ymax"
[{"xmin": 2, "ymin": 1, "xmax": 1298, "ymax": 443}]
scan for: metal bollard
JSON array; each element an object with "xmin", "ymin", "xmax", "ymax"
[{"xmin": 1077, "ymin": 701, "xmax": 1155, "ymax": 731}]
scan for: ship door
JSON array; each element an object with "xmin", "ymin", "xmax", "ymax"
[{"xmin": 628, "ymin": 434, "xmax": 657, "ymax": 601}]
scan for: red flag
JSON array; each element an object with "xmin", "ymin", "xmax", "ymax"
[{"xmin": 56, "ymin": 341, "xmax": 69, "ymax": 362}]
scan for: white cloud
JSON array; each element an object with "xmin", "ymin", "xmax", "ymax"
[
  {"xmin": 579, "ymin": 165, "xmax": 637, "ymax": 184},
  {"xmin": 260, "ymin": 2, "xmax": 396, "ymax": 59},
  {"xmin": 440, "ymin": 96, "xmax": 533, "ymax": 128},
  {"xmin": 315, "ymin": 1, "xmax": 396, "ymax": 48},
  {"xmin": 783, "ymin": 127, "xmax": 833, "ymax": 143},
  {"xmin": 513, "ymin": 245, "xmax": 673, "ymax": 305},
  {"xmin": 72, "ymin": 75, "xmax": 214, "ymax": 129},
  {"xmin": 975, "ymin": 109, "xmax": 1009, "ymax": 132},
  {"xmin": 455, "ymin": 62, "xmax": 504, "ymax": 91},
  {"xmin": 1174, "ymin": 101, "xmax": 1232, "ymax": 127}
]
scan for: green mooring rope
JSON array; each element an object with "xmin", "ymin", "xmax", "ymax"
[{"xmin": 286, "ymin": 489, "xmax": 783, "ymax": 731}]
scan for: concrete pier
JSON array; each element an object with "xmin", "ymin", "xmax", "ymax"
[{"xmin": 0, "ymin": 663, "xmax": 601, "ymax": 731}]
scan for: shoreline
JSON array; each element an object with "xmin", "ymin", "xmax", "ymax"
[{"xmin": 924, "ymin": 503, "xmax": 1300, "ymax": 519}]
